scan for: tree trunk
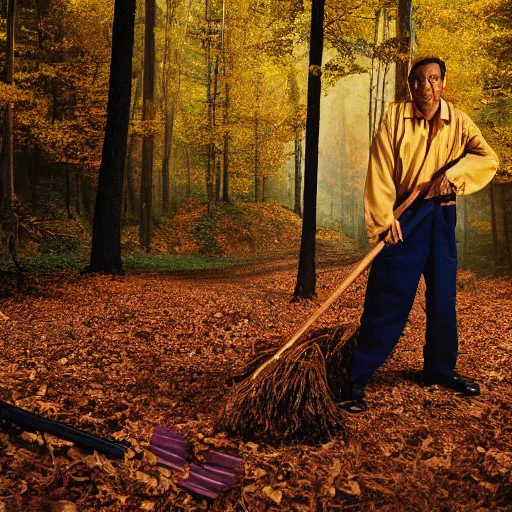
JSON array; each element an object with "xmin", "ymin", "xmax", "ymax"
[
  {"xmin": 490, "ymin": 183, "xmax": 498, "ymax": 269},
  {"xmin": 213, "ymin": 57, "xmax": 219, "ymax": 127},
  {"xmin": 294, "ymin": 137, "xmax": 302, "ymax": 216},
  {"xmin": 80, "ymin": 176, "xmax": 92, "ymax": 222},
  {"xmin": 368, "ymin": 9, "xmax": 380, "ymax": 147},
  {"xmin": 379, "ymin": 63, "xmax": 390, "ymax": 126},
  {"xmin": 125, "ymin": 135, "xmax": 138, "ymax": 215},
  {"xmin": 373, "ymin": 57, "xmax": 381, "ymax": 139},
  {"xmin": 0, "ymin": 0, "xmax": 19, "ymax": 272},
  {"xmin": 205, "ymin": 0, "xmax": 214, "ymax": 202},
  {"xmin": 221, "ymin": 0, "xmax": 230, "ymax": 203},
  {"xmin": 139, "ymin": 0, "xmax": 156, "ymax": 251},
  {"xmin": 35, "ymin": 0, "xmax": 49, "ymax": 49},
  {"xmin": 186, "ymin": 145, "xmax": 192, "ymax": 199},
  {"xmin": 75, "ymin": 173, "xmax": 81, "ymax": 216},
  {"xmin": 288, "ymin": 67, "xmax": 302, "ymax": 216},
  {"xmin": 161, "ymin": 100, "xmax": 176, "ymax": 215},
  {"xmin": 31, "ymin": 149, "xmax": 39, "ymax": 216},
  {"xmin": 1, "ymin": 0, "xmax": 15, "ymax": 224},
  {"xmin": 14, "ymin": 0, "xmax": 21, "ymax": 40},
  {"xmin": 1, "ymin": 106, "xmax": 14, "ymax": 222},
  {"xmin": 395, "ymin": 0, "xmax": 413, "ymax": 101},
  {"xmin": 378, "ymin": 10, "xmax": 390, "ymax": 126},
  {"xmin": 254, "ymin": 105, "xmax": 260, "ymax": 202},
  {"xmin": 502, "ymin": 190, "xmax": 511, "ymax": 269},
  {"xmin": 215, "ymin": 153, "xmax": 221, "ymax": 201},
  {"xmin": 161, "ymin": 0, "xmax": 179, "ymax": 216},
  {"xmin": 65, "ymin": 163, "xmax": 73, "ymax": 219},
  {"xmin": 458, "ymin": 195, "xmax": 468, "ymax": 267},
  {"xmin": 86, "ymin": 0, "xmax": 136, "ymax": 274},
  {"xmin": 212, "ymin": 55, "xmax": 220, "ymax": 201},
  {"xmin": 19, "ymin": 149, "xmax": 31, "ymax": 207},
  {"xmin": 124, "ymin": 74, "xmax": 142, "ymax": 216},
  {"xmin": 254, "ymin": 75, "xmax": 261, "ymax": 202},
  {"xmin": 294, "ymin": 0, "xmax": 325, "ymax": 298},
  {"xmin": 222, "ymin": 95, "xmax": 230, "ymax": 202}
]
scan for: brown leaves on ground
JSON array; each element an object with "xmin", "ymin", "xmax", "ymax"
[{"xmin": 0, "ymin": 244, "xmax": 511, "ymax": 511}]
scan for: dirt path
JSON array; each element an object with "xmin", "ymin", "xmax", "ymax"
[{"xmin": 0, "ymin": 248, "xmax": 510, "ymax": 511}]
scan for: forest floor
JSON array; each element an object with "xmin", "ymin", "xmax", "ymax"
[{"xmin": 0, "ymin": 238, "xmax": 511, "ymax": 512}]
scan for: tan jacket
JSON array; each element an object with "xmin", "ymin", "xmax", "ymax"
[{"xmin": 365, "ymin": 98, "xmax": 499, "ymax": 244}]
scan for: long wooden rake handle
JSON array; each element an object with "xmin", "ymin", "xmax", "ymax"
[{"xmin": 251, "ymin": 180, "xmax": 434, "ymax": 380}]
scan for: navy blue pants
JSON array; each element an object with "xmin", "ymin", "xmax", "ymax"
[{"xmin": 350, "ymin": 197, "xmax": 458, "ymax": 385}]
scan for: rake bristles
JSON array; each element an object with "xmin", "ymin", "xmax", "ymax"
[{"xmin": 218, "ymin": 324, "xmax": 359, "ymax": 444}]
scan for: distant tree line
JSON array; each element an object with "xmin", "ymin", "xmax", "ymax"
[{"xmin": 0, "ymin": 0, "xmax": 510, "ymax": 278}]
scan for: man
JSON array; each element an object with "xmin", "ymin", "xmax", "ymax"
[{"xmin": 342, "ymin": 57, "xmax": 499, "ymax": 413}]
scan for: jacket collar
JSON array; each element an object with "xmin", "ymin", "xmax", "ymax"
[{"xmin": 404, "ymin": 98, "xmax": 450, "ymax": 121}]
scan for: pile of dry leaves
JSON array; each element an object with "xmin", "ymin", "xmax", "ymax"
[{"xmin": 0, "ymin": 241, "xmax": 510, "ymax": 511}]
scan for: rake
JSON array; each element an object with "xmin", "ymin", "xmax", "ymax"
[{"xmin": 218, "ymin": 179, "xmax": 436, "ymax": 444}]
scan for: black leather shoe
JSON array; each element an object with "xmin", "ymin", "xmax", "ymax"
[
  {"xmin": 422, "ymin": 373, "xmax": 480, "ymax": 396},
  {"xmin": 339, "ymin": 383, "xmax": 368, "ymax": 413}
]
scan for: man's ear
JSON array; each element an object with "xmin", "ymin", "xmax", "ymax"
[{"xmin": 443, "ymin": 75, "xmax": 447, "ymax": 88}]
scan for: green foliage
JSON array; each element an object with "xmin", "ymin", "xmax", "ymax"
[
  {"xmin": 193, "ymin": 215, "xmax": 223, "ymax": 255},
  {"xmin": 0, "ymin": 252, "xmax": 243, "ymax": 273},
  {"xmin": 476, "ymin": 99, "xmax": 512, "ymax": 125},
  {"xmin": 41, "ymin": 234, "xmax": 80, "ymax": 254},
  {"xmin": 123, "ymin": 254, "xmax": 243, "ymax": 270},
  {"xmin": 0, "ymin": 252, "xmax": 83, "ymax": 272}
]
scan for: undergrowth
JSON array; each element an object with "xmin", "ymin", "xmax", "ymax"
[
  {"xmin": 1, "ymin": 200, "xmax": 350, "ymax": 272},
  {"xmin": 0, "ymin": 254, "xmax": 244, "ymax": 273}
]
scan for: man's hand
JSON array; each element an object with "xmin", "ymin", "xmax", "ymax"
[
  {"xmin": 424, "ymin": 173, "xmax": 456, "ymax": 199},
  {"xmin": 382, "ymin": 218, "xmax": 403, "ymax": 245}
]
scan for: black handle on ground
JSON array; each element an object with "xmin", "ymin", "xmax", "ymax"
[{"xmin": 0, "ymin": 401, "xmax": 127, "ymax": 459}]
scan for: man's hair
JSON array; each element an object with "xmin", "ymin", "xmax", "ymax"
[{"xmin": 408, "ymin": 57, "xmax": 446, "ymax": 83}]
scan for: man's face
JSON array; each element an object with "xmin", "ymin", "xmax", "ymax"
[{"xmin": 409, "ymin": 62, "xmax": 444, "ymax": 114}]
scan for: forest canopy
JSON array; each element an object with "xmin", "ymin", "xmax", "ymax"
[{"xmin": 0, "ymin": 0, "xmax": 510, "ymax": 263}]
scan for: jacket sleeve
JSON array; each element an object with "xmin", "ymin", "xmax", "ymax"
[
  {"xmin": 364, "ymin": 107, "xmax": 397, "ymax": 244},
  {"xmin": 445, "ymin": 114, "xmax": 499, "ymax": 195}
]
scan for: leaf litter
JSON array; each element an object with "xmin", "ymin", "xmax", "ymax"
[{"xmin": 0, "ymin": 243, "xmax": 511, "ymax": 511}]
